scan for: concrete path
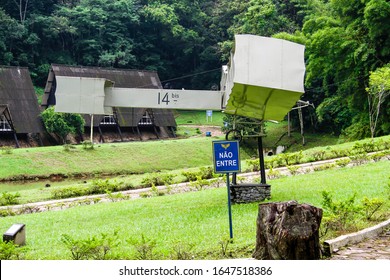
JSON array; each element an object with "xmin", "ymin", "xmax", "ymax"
[{"xmin": 329, "ymin": 227, "xmax": 390, "ymax": 260}]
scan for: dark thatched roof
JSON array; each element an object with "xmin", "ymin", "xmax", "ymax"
[
  {"xmin": 43, "ymin": 64, "xmax": 176, "ymax": 128},
  {"xmin": 0, "ymin": 66, "xmax": 45, "ymax": 134}
]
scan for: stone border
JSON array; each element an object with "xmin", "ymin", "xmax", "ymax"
[{"xmin": 323, "ymin": 218, "xmax": 390, "ymax": 256}]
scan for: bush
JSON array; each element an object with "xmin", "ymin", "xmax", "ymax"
[
  {"xmin": 90, "ymin": 179, "xmax": 122, "ymax": 194},
  {"xmin": 311, "ymin": 150, "xmax": 326, "ymax": 161},
  {"xmin": 349, "ymin": 153, "xmax": 369, "ymax": 166},
  {"xmin": 63, "ymin": 144, "xmax": 76, "ymax": 152},
  {"xmin": 127, "ymin": 234, "xmax": 158, "ymax": 260},
  {"xmin": 1, "ymin": 146, "xmax": 13, "ymax": 154},
  {"xmin": 335, "ymin": 158, "xmax": 351, "ymax": 167},
  {"xmin": 0, "ymin": 240, "xmax": 27, "ymax": 260},
  {"xmin": 0, "ymin": 192, "xmax": 21, "ymax": 206},
  {"xmin": 287, "ymin": 165, "xmax": 300, "ymax": 176},
  {"xmin": 81, "ymin": 141, "xmax": 94, "ymax": 150},
  {"xmin": 189, "ymin": 176, "xmax": 211, "ymax": 191},
  {"xmin": 61, "ymin": 231, "xmax": 120, "ymax": 260},
  {"xmin": 362, "ymin": 197, "xmax": 384, "ymax": 221},
  {"xmin": 182, "ymin": 167, "xmax": 215, "ymax": 182},
  {"xmin": 313, "ymin": 163, "xmax": 336, "ymax": 172},
  {"xmin": 321, "ymin": 191, "xmax": 362, "ymax": 232},
  {"xmin": 51, "ymin": 186, "xmax": 87, "ymax": 199},
  {"xmin": 278, "ymin": 151, "xmax": 303, "ymax": 166},
  {"xmin": 141, "ymin": 173, "xmax": 174, "ymax": 188},
  {"xmin": 247, "ymin": 159, "xmax": 260, "ymax": 172},
  {"xmin": 369, "ymin": 150, "xmax": 390, "ymax": 162},
  {"xmin": 266, "ymin": 167, "xmax": 283, "ymax": 179},
  {"xmin": 0, "ymin": 208, "xmax": 16, "ymax": 217}
]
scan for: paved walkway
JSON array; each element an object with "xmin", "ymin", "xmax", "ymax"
[{"xmin": 329, "ymin": 228, "xmax": 390, "ymax": 260}]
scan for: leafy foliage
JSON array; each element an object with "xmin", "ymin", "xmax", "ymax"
[
  {"xmin": 61, "ymin": 230, "xmax": 121, "ymax": 260},
  {"xmin": 0, "ymin": 240, "xmax": 27, "ymax": 260},
  {"xmin": 0, "ymin": 0, "xmax": 388, "ymax": 138},
  {"xmin": 40, "ymin": 107, "xmax": 85, "ymax": 144}
]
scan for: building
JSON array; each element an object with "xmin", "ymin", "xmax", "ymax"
[
  {"xmin": 42, "ymin": 64, "xmax": 177, "ymax": 142},
  {"xmin": 0, "ymin": 66, "xmax": 45, "ymax": 147}
]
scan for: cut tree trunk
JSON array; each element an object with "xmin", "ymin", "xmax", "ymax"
[{"xmin": 253, "ymin": 200, "xmax": 323, "ymax": 260}]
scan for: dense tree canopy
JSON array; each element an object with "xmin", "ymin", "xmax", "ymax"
[{"xmin": 0, "ymin": 0, "xmax": 388, "ymax": 138}]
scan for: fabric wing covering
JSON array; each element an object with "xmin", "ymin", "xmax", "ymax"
[{"xmin": 224, "ymin": 35, "xmax": 305, "ymax": 122}]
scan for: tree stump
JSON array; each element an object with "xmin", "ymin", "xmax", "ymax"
[{"xmin": 252, "ymin": 200, "xmax": 323, "ymax": 260}]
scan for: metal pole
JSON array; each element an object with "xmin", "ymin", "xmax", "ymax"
[
  {"xmin": 288, "ymin": 112, "xmax": 291, "ymax": 137},
  {"xmin": 90, "ymin": 114, "xmax": 94, "ymax": 143},
  {"xmin": 258, "ymin": 136, "xmax": 267, "ymax": 184},
  {"xmin": 226, "ymin": 173, "xmax": 233, "ymax": 239}
]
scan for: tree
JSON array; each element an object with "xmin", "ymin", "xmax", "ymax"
[
  {"xmin": 40, "ymin": 107, "xmax": 85, "ymax": 144},
  {"xmin": 299, "ymin": 0, "xmax": 390, "ymax": 138},
  {"xmin": 366, "ymin": 65, "xmax": 390, "ymax": 138}
]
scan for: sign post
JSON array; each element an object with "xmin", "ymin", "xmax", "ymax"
[
  {"xmin": 206, "ymin": 110, "xmax": 213, "ymax": 122},
  {"xmin": 212, "ymin": 140, "xmax": 240, "ymax": 239}
]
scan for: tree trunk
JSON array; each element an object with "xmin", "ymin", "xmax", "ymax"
[{"xmin": 253, "ymin": 200, "xmax": 323, "ymax": 260}]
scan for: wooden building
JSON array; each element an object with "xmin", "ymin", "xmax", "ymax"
[
  {"xmin": 42, "ymin": 64, "xmax": 177, "ymax": 142},
  {"xmin": 0, "ymin": 66, "xmax": 45, "ymax": 147}
]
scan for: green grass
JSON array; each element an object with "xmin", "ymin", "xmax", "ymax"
[
  {"xmin": 0, "ymin": 160, "xmax": 388, "ymax": 260},
  {"xmin": 1, "ymin": 134, "xmax": 389, "ymax": 204},
  {"xmin": 0, "ymin": 137, "xmax": 252, "ymax": 180},
  {"xmin": 174, "ymin": 110, "xmax": 225, "ymax": 126}
]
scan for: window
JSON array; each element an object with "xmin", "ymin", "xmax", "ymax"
[
  {"xmin": 138, "ymin": 112, "xmax": 153, "ymax": 126},
  {"xmin": 0, "ymin": 115, "xmax": 12, "ymax": 131},
  {"xmin": 100, "ymin": 115, "xmax": 116, "ymax": 125}
]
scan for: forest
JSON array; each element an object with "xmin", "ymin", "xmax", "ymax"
[{"xmin": 0, "ymin": 0, "xmax": 389, "ymax": 139}]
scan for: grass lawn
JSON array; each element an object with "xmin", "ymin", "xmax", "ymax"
[
  {"xmin": 174, "ymin": 110, "xmax": 225, "ymax": 126},
  {"xmin": 0, "ymin": 160, "xmax": 388, "ymax": 260},
  {"xmin": 0, "ymin": 137, "xmax": 252, "ymax": 180}
]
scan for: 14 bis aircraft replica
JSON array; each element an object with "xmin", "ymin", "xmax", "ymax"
[
  {"xmin": 53, "ymin": 34, "xmax": 305, "ymax": 124},
  {"xmin": 52, "ymin": 34, "xmax": 306, "ymax": 186}
]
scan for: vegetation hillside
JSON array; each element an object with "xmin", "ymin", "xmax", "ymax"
[{"xmin": 0, "ymin": 0, "xmax": 389, "ymax": 140}]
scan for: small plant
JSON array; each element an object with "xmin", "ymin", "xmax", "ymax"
[
  {"xmin": 287, "ymin": 165, "xmax": 300, "ymax": 176},
  {"xmin": 0, "ymin": 240, "xmax": 27, "ymax": 260},
  {"xmin": 335, "ymin": 158, "xmax": 351, "ymax": 167},
  {"xmin": 369, "ymin": 151, "xmax": 389, "ymax": 162},
  {"xmin": 0, "ymin": 208, "xmax": 16, "ymax": 217},
  {"xmin": 182, "ymin": 167, "xmax": 215, "ymax": 182},
  {"xmin": 330, "ymin": 148, "xmax": 346, "ymax": 158},
  {"xmin": 1, "ymin": 146, "xmax": 13, "ymax": 154},
  {"xmin": 170, "ymin": 241, "xmax": 195, "ymax": 260},
  {"xmin": 51, "ymin": 186, "xmax": 87, "ymax": 199},
  {"xmin": 247, "ymin": 159, "xmax": 260, "ymax": 172},
  {"xmin": 63, "ymin": 144, "xmax": 76, "ymax": 152},
  {"xmin": 279, "ymin": 151, "xmax": 303, "ymax": 166},
  {"xmin": 266, "ymin": 167, "xmax": 283, "ymax": 179},
  {"xmin": 127, "ymin": 234, "xmax": 157, "ymax": 260},
  {"xmin": 321, "ymin": 191, "xmax": 361, "ymax": 232},
  {"xmin": 106, "ymin": 191, "xmax": 126, "ymax": 202},
  {"xmin": 61, "ymin": 230, "xmax": 120, "ymax": 260},
  {"xmin": 361, "ymin": 197, "xmax": 384, "ymax": 220},
  {"xmin": 0, "ymin": 192, "xmax": 21, "ymax": 206},
  {"xmin": 141, "ymin": 173, "xmax": 174, "ymax": 188},
  {"xmin": 81, "ymin": 140, "xmax": 94, "ymax": 150},
  {"xmin": 150, "ymin": 183, "xmax": 165, "ymax": 196},
  {"xmin": 349, "ymin": 153, "xmax": 369, "ymax": 166},
  {"xmin": 219, "ymin": 236, "xmax": 233, "ymax": 257},
  {"xmin": 312, "ymin": 150, "xmax": 326, "ymax": 161},
  {"xmin": 189, "ymin": 176, "xmax": 210, "ymax": 191},
  {"xmin": 198, "ymin": 167, "xmax": 215, "ymax": 180},
  {"xmin": 313, "ymin": 163, "xmax": 336, "ymax": 172}
]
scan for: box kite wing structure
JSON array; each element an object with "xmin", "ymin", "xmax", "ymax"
[
  {"xmin": 53, "ymin": 35, "xmax": 305, "ymax": 122},
  {"xmin": 222, "ymin": 35, "xmax": 305, "ymax": 121}
]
